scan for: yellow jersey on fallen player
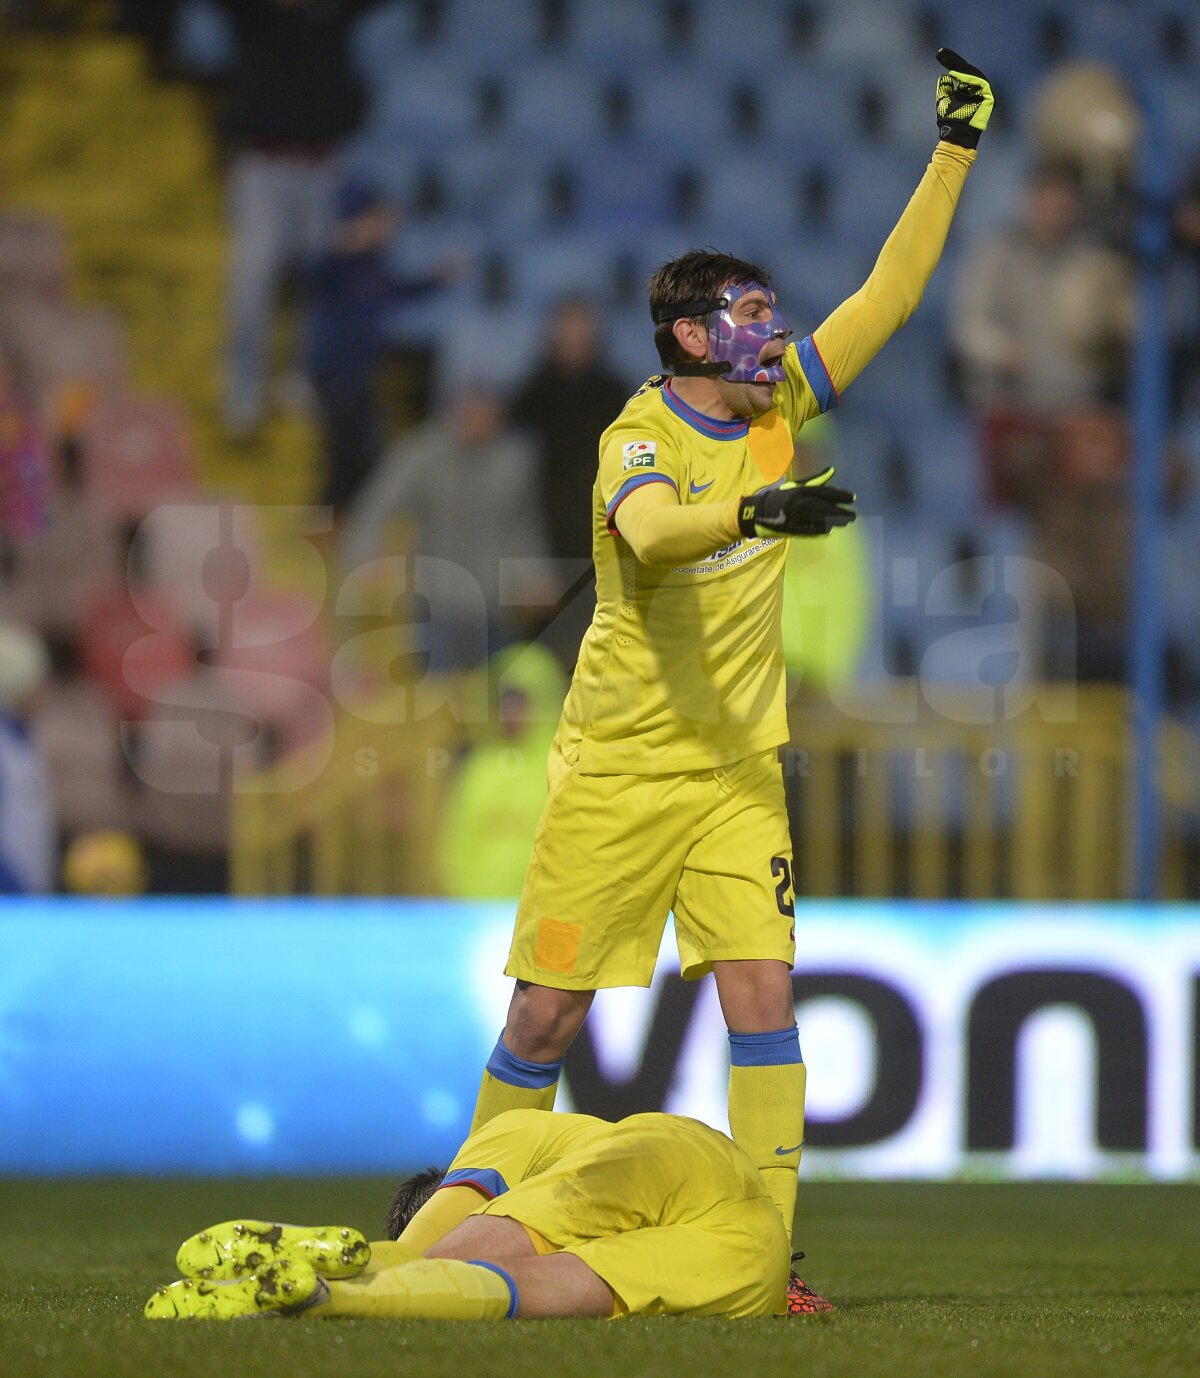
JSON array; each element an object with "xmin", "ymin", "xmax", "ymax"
[{"xmin": 555, "ymin": 336, "xmax": 839, "ymax": 774}]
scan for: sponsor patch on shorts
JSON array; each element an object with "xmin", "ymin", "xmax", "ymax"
[
  {"xmin": 535, "ymin": 918, "xmax": 582, "ymax": 974},
  {"xmin": 622, "ymin": 441, "xmax": 657, "ymax": 470}
]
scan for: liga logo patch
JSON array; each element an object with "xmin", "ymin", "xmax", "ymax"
[{"xmin": 622, "ymin": 440, "xmax": 657, "ymax": 470}]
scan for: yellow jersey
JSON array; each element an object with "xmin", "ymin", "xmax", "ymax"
[{"xmin": 556, "ymin": 337, "xmax": 838, "ymax": 774}]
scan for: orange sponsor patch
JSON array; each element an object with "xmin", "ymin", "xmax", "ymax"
[
  {"xmin": 747, "ymin": 410, "xmax": 793, "ymax": 481},
  {"xmin": 535, "ymin": 918, "xmax": 582, "ymax": 974}
]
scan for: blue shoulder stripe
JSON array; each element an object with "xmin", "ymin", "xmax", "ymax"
[
  {"xmin": 440, "ymin": 1166, "xmax": 509, "ymax": 1199},
  {"xmin": 796, "ymin": 335, "xmax": 839, "ymax": 414},
  {"xmin": 605, "ymin": 472, "xmax": 679, "ymax": 531}
]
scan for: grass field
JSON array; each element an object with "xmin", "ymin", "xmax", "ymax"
[{"xmin": 1, "ymin": 1177, "xmax": 1197, "ymax": 1378}]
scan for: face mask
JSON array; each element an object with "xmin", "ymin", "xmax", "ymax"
[{"xmin": 707, "ymin": 280, "xmax": 793, "ymax": 384}]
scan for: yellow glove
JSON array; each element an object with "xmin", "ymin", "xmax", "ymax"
[{"xmin": 935, "ymin": 48, "xmax": 994, "ymax": 149}]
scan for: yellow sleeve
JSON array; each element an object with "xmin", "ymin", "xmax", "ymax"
[
  {"xmin": 812, "ymin": 143, "xmax": 975, "ymax": 396},
  {"xmin": 396, "ymin": 1185, "xmax": 486, "ymax": 1253},
  {"xmin": 614, "ymin": 481, "xmax": 741, "ymax": 567},
  {"xmin": 599, "ymin": 426, "xmax": 685, "ymax": 532}
]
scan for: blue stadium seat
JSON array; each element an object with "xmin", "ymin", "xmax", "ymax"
[
  {"xmin": 503, "ymin": 61, "xmax": 608, "ymax": 155},
  {"xmin": 436, "ymin": 0, "xmax": 545, "ymax": 69},
  {"xmin": 814, "ymin": 0, "xmax": 923, "ymax": 64},
  {"xmin": 629, "ymin": 65, "xmax": 736, "ymax": 155},
  {"xmin": 370, "ymin": 55, "xmax": 479, "ymax": 144},
  {"xmin": 427, "ymin": 302, "xmax": 545, "ymax": 403},
  {"xmin": 173, "ymin": 0, "xmax": 234, "ymax": 74},
  {"xmin": 700, "ymin": 156, "xmax": 802, "ymax": 252},
  {"xmin": 567, "ymin": 0, "xmax": 667, "ymax": 66},
  {"xmin": 687, "ymin": 0, "xmax": 792, "ymax": 69},
  {"xmin": 507, "ymin": 232, "xmax": 620, "ymax": 307},
  {"xmin": 570, "ymin": 135, "xmax": 679, "ymax": 239},
  {"xmin": 348, "ymin": 1, "xmax": 423, "ymax": 92}
]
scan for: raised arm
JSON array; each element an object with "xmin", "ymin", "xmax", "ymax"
[
  {"xmin": 812, "ymin": 50, "xmax": 994, "ymax": 397},
  {"xmin": 614, "ymin": 470, "xmax": 856, "ymax": 567}
]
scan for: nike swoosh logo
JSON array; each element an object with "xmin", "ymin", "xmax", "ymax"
[
  {"xmin": 689, "ymin": 478, "xmax": 715, "ymax": 494},
  {"xmin": 774, "ymin": 1143, "xmax": 803, "ymax": 1156}
]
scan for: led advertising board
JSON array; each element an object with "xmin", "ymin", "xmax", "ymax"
[{"xmin": 1, "ymin": 899, "xmax": 1196, "ymax": 1178}]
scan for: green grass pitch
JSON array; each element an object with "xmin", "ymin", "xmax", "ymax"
[{"xmin": 1, "ymin": 1177, "xmax": 1197, "ymax": 1378}]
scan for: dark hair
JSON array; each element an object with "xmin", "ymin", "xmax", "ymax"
[
  {"xmin": 647, "ymin": 249, "xmax": 773, "ymax": 370},
  {"xmin": 385, "ymin": 1166, "xmax": 447, "ymax": 1240}
]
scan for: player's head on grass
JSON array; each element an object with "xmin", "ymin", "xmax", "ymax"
[
  {"xmin": 385, "ymin": 1166, "xmax": 447, "ymax": 1240},
  {"xmin": 649, "ymin": 250, "xmax": 789, "ymax": 418}
]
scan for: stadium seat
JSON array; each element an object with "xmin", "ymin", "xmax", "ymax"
[
  {"xmin": 502, "ymin": 61, "xmax": 608, "ymax": 155},
  {"xmin": 815, "ymin": 0, "xmax": 923, "ymax": 64},
  {"xmin": 686, "ymin": 0, "xmax": 791, "ymax": 67},
  {"xmin": 369, "ymin": 55, "xmax": 480, "ymax": 145},
  {"xmin": 507, "ymin": 232, "xmax": 619, "ymax": 307},
  {"xmin": 628, "ymin": 64, "xmax": 733, "ymax": 155},
  {"xmin": 348, "ymin": 0, "xmax": 423, "ymax": 92},
  {"xmin": 172, "ymin": 0, "xmax": 236, "ymax": 76},
  {"xmin": 567, "ymin": 0, "xmax": 666, "ymax": 64},
  {"xmin": 428, "ymin": 303, "xmax": 544, "ymax": 402},
  {"xmin": 81, "ymin": 396, "xmax": 197, "ymax": 520},
  {"xmin": 438, "ymin": 0, "xmax": 544, "ymax": 65}
]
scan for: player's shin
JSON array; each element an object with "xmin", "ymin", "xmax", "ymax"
[
  {"xmin": 322, "ymin": 1258, "xmax": 517, "ymax": 1319},
  {"xmin": 469, "ymin": 1034, "xmax": 562, "ymax": 1133},
  {"xmin": 726, "ymin": 1027, "xmax": 806, "ymax": 1246}
]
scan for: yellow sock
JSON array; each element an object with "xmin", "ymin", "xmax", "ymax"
[
  {"xmin": 469, "ymin": 1036, "xmax": 561, "ymax": 1134},
  {"xmin": 727, "ymin": 1028, "xmax": 807, "ymax": 1246},
  {"xmin": 324, "ymin": 1258, "xmax": 516, "ymax": 1319},
  {"xmin": 357, "ymin": 1239, "xmax": 419, "ymax": 1275}
]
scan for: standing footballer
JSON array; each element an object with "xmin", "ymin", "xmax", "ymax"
[{"xmin": 468, "ymin": 51, "xmax": 995, "ymax": 1312}]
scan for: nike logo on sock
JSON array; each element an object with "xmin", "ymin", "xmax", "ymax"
[
  {"xmin": 774, "ymin": 1143, "xmax": 804, "ymax": 1156},
  {"xmin": 689, "ymin": 478, "xmax": 715, "ymax": 494}
]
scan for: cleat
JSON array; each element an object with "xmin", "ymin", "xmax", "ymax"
[
  {"xmin": 144, "ymin": 1259, "xmax": 328, "ymax": 1321},
  {"xmin": 176, "ymin": 1220, "xmax": 371, "ymax": 1282},
  {"xmin": 785, "ymin": 1253, "xmax": 834, "ymax": 1316}
]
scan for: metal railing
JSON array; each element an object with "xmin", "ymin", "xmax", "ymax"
[{"xmin": 232, "ymin": 682, "xmax": 1200, "ymax": 901}]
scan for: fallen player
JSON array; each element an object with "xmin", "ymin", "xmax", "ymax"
[{"xmin": 145, "ymin": 1108, "xmax": 832, "ymax": 1320}]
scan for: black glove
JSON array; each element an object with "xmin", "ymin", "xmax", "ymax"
[
  {"xmin": 737, "ymin": 467, "xmax": 857, "ymax": 539},
  {"xmin": 935, "ymin": 48, "xmax": 995, "ymax": 149}
]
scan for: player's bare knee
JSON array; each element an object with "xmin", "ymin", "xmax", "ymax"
[{"xmin": 505, "ymin": 981, "xmax": 594, "ymax": 1060}]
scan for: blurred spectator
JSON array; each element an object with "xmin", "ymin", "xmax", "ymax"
[
  {"xmin": 1170, "ymin": 162, "xmax": 1200, "ymax": 415},
  {"xmin": 0, "ymin": 620, "xmax": 55, "ymax": 893},
  {"xmin": 0, "ymin": 336, "xmax": 50, "ymax": 541},
  {"xmin": 340, "ymin": 388, "xmax": 553, "ymax": 672},
  {"xmin": 509, "ymin": 296, "xmax": 630, "ymax": 661},
  {"xmin": 307, "ymin": 177, "xmax": 459, "ymax": 514},
  {"xmin": 951, "ymin": 163, "xmax": 1137, "ymax": 684},
  {"xmin": 779, "ymin": 416, "xmax": 871, "ymax": 690},
  {"xmin": 950, "ymin": 163, "xmax": 1134, "ymax": 417},
  {"xmin": 438, "ymin": 642, "xmax": 565, "ymax": 899},
  {"xmin": 210, "ymin": 0, "xmax": 385, "ymax": 438},
  {"xmin": 1029, "ymin": 61, "xmax": 1139, "ymax": 217}
]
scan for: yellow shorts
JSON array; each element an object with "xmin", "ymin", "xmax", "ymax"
[
  {"xmin": 506, "ymin": 746, "xmax": 796, "ymax": 988},
  {"xmin": 480, "ymin": 1113, "xmax": 788, "ymax": 1318}
]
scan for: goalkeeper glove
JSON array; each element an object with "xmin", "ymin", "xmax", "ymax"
[
  {"xmin": 935, "ymin": 48, "xmax": 994, "ymax": 149},
  {"xmin": 737, "ymin": 466, "xmax": 857, "ymax": 539}
]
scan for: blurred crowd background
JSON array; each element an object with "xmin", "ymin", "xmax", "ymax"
[{"xmin": 1, "ymin": 0, "xmax": 1198, "ymax": 901}]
